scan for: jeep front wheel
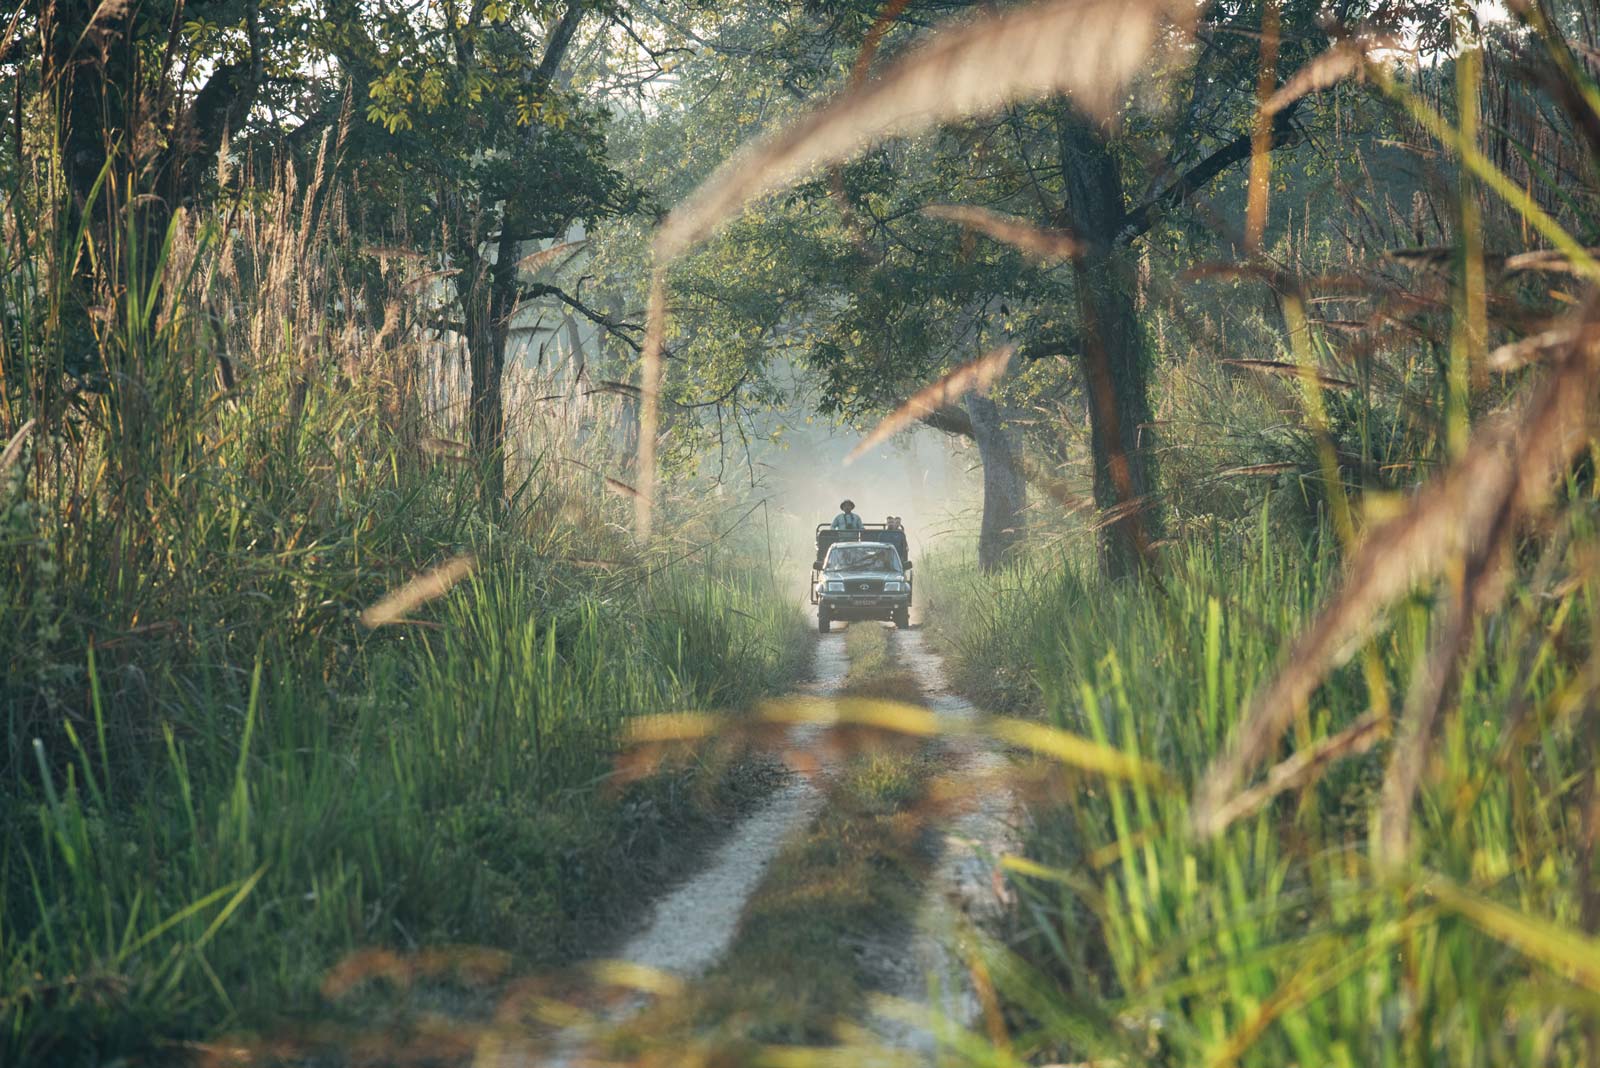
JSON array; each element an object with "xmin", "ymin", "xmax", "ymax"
[
  {"xmin": 893, "ymin": 606, "xmax": 910, "ymax": 629},
  {"xmin": 818, "ymin": 607, "xmax": 832, "ymax": 634}
]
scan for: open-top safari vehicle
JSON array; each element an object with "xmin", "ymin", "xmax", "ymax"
[{"xmin": 811, "ymin": 524, "xmax": 912, "ymax": 633}]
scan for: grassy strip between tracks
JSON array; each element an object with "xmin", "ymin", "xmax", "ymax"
[{"xmin": 607, "ymin": 623, "xmax": 941, "ymax": 1058}]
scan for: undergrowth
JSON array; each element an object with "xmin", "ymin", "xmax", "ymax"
[
  {"xmin": 0, "ymin": 154, "xmax": 809, "ymax": 1065},
  {"xmin": 927, "ymin": 504, "xmax": 1600, "ymax": 1066}
]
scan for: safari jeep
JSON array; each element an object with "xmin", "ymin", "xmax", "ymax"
[{"xmin": 811, "ymin": 524, "xmax": 912, "ymax": 632}]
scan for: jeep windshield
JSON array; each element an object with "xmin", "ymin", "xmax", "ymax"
[{"xmin": 823, "ymin": 544, "xmax": 902, "ymax": 573}]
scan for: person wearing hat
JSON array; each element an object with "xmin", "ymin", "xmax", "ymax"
[{"xmin": 832, "ymin": 499, "xmax": 864, "ymax": 530}]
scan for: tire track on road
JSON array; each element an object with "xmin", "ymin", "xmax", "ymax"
[
  {"xmin": 607, "ymin": 633, "xmax": 846, "ymax": 976},
  {"xmin": 867, "ymin": 628, "xmax": 1021, "ymax": 1059},
  {"xmin": 519, "ymin": 633, "xmax": 849, "ymax": 1066}
]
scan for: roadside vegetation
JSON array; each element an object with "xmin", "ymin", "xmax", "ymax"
[
  {"xmin": 10, "ymin": 0, "xmax": 1600, "ymax": 1065},
  {"xmin": 926, "ymin": 518, "xmax": 1600, "ymax": 1065},
  {"xmin": 0, "ymin": 131, "xmax": 807, "ymax": 1068}
]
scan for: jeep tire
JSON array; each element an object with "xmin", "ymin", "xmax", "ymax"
[
  {"xmin": 818, "ymin": 607, "xmax": 831, "ymax": 634},
  {"xmin": 893, "ymin": 606, "xmax": 910, "ymax": 629}
]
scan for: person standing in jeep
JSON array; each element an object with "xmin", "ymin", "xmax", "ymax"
[{"xmin": 831, "ymin": 500, "xmax": 864, "ymax": 530}]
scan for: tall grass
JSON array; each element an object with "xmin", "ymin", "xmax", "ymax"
[
  {"xmin": 928, "ymin": 502, "xmax": 1600, "ymax": 1065},
  {"xmin": 0, "ymin": 142, "xmax": 808, "ymax": 1063},
  {"xmin": 5, "ymin": 556, "xmax": 806, "ymax": 1064}
]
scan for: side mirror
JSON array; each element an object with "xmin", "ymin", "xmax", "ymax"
[{"xmin": 905, "ymin": 561, "xmax": 914, "ymax": 570}]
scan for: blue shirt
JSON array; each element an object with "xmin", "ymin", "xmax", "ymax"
[{"xmin": 832, "ymin": 511, "xmax": 864, "ymax": 530}]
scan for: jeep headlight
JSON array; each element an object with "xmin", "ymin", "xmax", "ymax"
[
  {"xmin": 824, "ymin": 580, "xmax": 845, "ymax": 592},
  {"xmin": 883, "ymin": 580, "xmax": 906, "ymax": 592}
]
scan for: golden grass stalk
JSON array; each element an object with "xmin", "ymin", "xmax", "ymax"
[
  {"xmin": 585, "ymin": 960, "xmax": 686, "ymax": 998},
  {"xmin": 586, "ymin": 380, "xmax": 642, "ymax": 399},
  {"xmin": 1375, "ymin": 530, "xmax": 1508, "ymax": 864},
  {"xmin": 759, "ymin": 696, "xmax": 943, "ymax": 736},
  {"xmin": 922, "ymin": 204, "xmax": 1085, "ymax": 262},
  {"xmin": 1216, "ymin": 461, "xmax": 1301, "ymax": 478},
  {"xmin": 517, "ymin": 239, "xmax": 586, "ymax": 274},
  {"xmin": 0, "ymin": 417, "xmax": 35, "ymax": 486},
  {"xmin": 419, "ymin": 436, "xmax": 471, "ymax": 461},
  {"xmin": 623, "ymin": 712, "xmax": 719, "ymax": 744},
  {"xmin": 1201, "ymin": 711, "xmax": 1387, "ymax": 831},
  {"xmin": 1425, "ymin": 873, "xmax": 1600, "ymax": 993},
  {"xmin": 851, "ymin": 0, "xmax": 916, "ymax": 83},
  {"xmin": 359, "ymin": 555, "xmax": 476, "ymax": 628},
  {"xmin": 1486, "ymin": 323, "xmax": 1589, "ymax": 373},
  {"xmin": 652, "ymin": 0, "xmax": 1189, "ymax": 264},
  {"xmin": 362, "ymin": 245, "xmax": 430, "ymax": 262},
  {"xmin": 1088, "ymin": 493, "xmax": 1157, "ymax": 533},
  {"xmin": 1244, "ymin": 0, "xmax": 1281, "ymax": 250},
  {"xmin": 1220, "ymin": 358, "xmax": 1354, "ymax": 390},
  {"xmin": 1262, "ymin": 36, "xmax": 1388, "ymax": 116},
  {"xmin": 845, "ymin": 345, "xmax": 1015, "ymax": 465},
  {"xmin": 635, "ymin": 273, "xmax": 666, "ymax": 540},
  {"xmin": 1194, "ymin": 317, "xmax": 1600, "ymax": 838},
  {"xmin": 989, "ymin": 717, "xmax": 1170, "ymax": 785},
  {"xmin": 83, "ymin": 0, "xmax": 132, "ymax": 36},
  {"xmin": 604, "ymin": 476, "xmax": 640, "ymax": 499},
  {"xmin": 401, "ymin": 268, "xmax": 462, "ymax": 293},
  {"xmin": 0, "ymin": 7, "xmax": 24, "ymax": 67},
  {"xmin": 1503, "ymin": 248, "xmax": 1600, "ymax": 274},
  {"xmin": 1017, "ymin": 456, "xmax": 1095, "ymax": 512}
]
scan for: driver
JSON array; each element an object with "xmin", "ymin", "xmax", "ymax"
[{"xmin": 831, "ymin": 499, "xmax": 864, "ymax": 530}]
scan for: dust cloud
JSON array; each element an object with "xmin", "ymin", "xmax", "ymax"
[{"xmin": 736, "ymin": 409, "xmax": 985, "ymax": 602}]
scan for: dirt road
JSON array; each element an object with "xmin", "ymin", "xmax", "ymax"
[{"xmin": 524, "ymin": 623, "xmax": 1017, "ymax": 1065}]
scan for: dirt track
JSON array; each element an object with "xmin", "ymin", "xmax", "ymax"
[
  {"xmin": 609, "ymin": 634, "xmax": 846, "ymax": 977},
  {"xmin": 527, "ymin": 623, "xmax": 1016, "ymax": 1065}
]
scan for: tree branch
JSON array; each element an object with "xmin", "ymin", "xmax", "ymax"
[
  {"xmin": 1116, "ymin": 100, "xmax": 1302, "ymax": 246},
  {"xmin": 920, "ymin": 404, "xmax": 975, "ymax": 439},
  {"xmin": 519, "ymin": 282, "xmax": 644, "ymax": 351},
  {"xmin": 537, "ymin": 3, "xmax": 587, "ymax": 85}
]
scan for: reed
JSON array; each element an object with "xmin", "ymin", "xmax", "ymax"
[{"xmin": 0, "ymin": 138, "xmax": 807, "ymax": 1064}]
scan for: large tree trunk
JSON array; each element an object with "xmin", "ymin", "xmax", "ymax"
[
  {"xmin": 922, "ymin": 400, "xmax": 1025, "ymax": 573},
  {"xmin": 39, "ymin": 1, "xmax": 131, "ymax": 383},
  {"xmin": 1058, "ymin": 110, "xmax": 1160, "ymax": 579},
  {"xmin": 966, "ymin": 393, "xmax": 1026, "ymax": 572},
  {"xmin": 462, "ymin": 231, "xmax": 520, "ymax": 510}
]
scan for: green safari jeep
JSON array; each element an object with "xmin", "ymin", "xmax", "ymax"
[{"xmin": 810, "ymin": 524, "xmax": 912, "ymax": 633}]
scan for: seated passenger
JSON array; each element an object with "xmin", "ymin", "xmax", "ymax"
[{"xmin": 828, "ymin": 544, "xmax": 898, "ymax": 572}]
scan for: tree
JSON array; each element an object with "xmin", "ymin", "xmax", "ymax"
[
  {"xmin": 319, "ymin": 1, "xmax": 641, "ymax": 507},
  {"xmin": 583, "ymin": 4, "xmax": 1070, "ymax": 567},
  {"xmin": 643, "ymin": 0, "xmax": 1455, "ymax": 577},
  {"xmin": 19, "ymin": 0, "xmax": 318, "ymax": 396}
]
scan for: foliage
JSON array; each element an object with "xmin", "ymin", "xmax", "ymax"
[
  {"xmin": 0, "ymin": 131, "xmax": 806, "ymax": 1064},
  {"xmin": 8, "ymin": 0, "xmax": 1600, "ymax": 1063},
  {"xmin": 928, "ymin": 503, "xmax": 1600, "ymax": 1065}
]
